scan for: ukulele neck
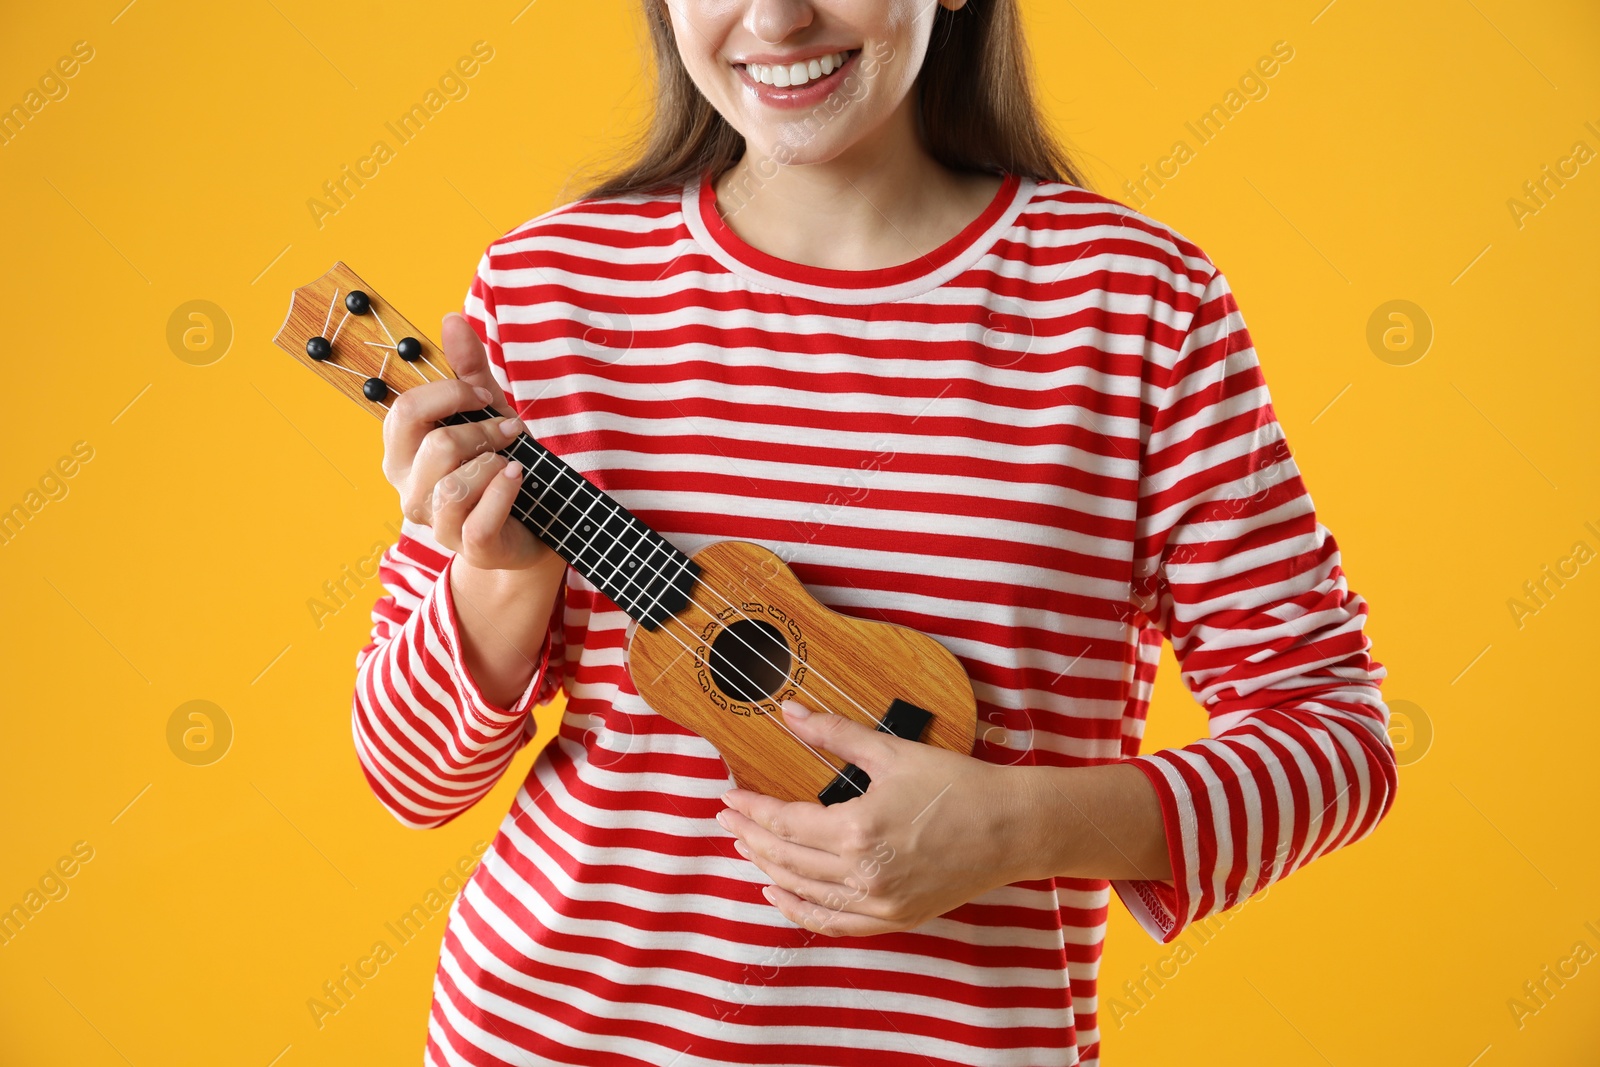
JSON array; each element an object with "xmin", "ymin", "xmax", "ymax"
[{"xmin": 442, "ymin": 407, "xmax": 699, "ymax": 631}]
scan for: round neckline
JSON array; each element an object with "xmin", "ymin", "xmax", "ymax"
[{"xmin": 682, "ymin": 167, "xmax": 1035, "ymax": 304}]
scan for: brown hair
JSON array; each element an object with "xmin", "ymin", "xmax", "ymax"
[{"xmin": 568, "ymin": 0, "xmax": 1089, "ymax": 202}]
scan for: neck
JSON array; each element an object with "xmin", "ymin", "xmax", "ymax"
[{"xmin": 714, "ymin": 102, "xmax": 992, "ymax": 272}]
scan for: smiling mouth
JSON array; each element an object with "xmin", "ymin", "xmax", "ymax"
[{"xmin": 734, "ymin": 49, "xmax": 860, "ymax": 90}]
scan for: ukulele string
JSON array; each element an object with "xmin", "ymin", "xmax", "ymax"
[
  {"xmin": 505, "ymin": 437, "xmax": 890, "ymax": 736},
  {"xmin": 320, "ymin": 287, "xmax": 340, "ymax": 338},
  {"xmin": 364, "ymin": 340, "xmax": 449, "ymax": 384},
  {"xmin": 369, "ymin": 302, "xmax": 450, "ymax": 381},
  {"xmin": 493, "ymin": 464, "xmax": 852, "ymax": 785},
  {"xmin": 313, "ymin": 290, "xmax": 873, "ymax": 796},
  {"xmin": 329, "ymin": 307, "xmax": 353, "ymax": 345},
  {"xmin": 496, "ymin": 460, "xmax": 857, "ymax": 777},
  {"xmin": 323, "ymin": 358, "xmax": 384, "ymax": 385}
]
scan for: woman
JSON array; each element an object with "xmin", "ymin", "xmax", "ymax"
[{"xmin": 355, "ymin": 1, "xmax": 1398, "ymax": 1063}]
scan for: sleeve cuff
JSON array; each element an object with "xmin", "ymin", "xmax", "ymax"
[
  {"xmin": 429, "ymin": 555, "xmax": 557, "ymax": 731},
  {"xmin": 1109, "ymin": 755, "xmax": 1193, "ymax": 944}
]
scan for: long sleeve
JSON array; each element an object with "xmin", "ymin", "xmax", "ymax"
[
  {"xmin": 348, "ymin": 250, "xmax": 567, "ymax": 829},
  {"xmin": 1110, "ymin": 266, "xmax": 1397, "ymax": 943},
  {"xmin": 350, "ymin": 521, "xmax": 565, "ymax": 828}
]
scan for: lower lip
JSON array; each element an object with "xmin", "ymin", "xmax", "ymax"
[{"xmin": 735, "ymin": 51, "xmax": 860, "ymax": 110}]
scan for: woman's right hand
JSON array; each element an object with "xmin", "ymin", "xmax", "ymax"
[{"xmin": 381, "ymin": 312, "xmax": 558, "ymax": 573}]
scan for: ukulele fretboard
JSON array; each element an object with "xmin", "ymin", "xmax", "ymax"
[{"xmin": 442, "ymin": 407, "xmax": 698, "ymax": 630}]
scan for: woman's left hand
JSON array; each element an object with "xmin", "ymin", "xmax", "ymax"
[{"xmin": 717, "ymin": 700, "xmax": 1039, "ymax": 937}]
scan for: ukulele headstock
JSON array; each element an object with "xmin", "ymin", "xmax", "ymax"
[{"xmin": 271, "ymin": 262, "xmax": 454, "ymax": 419}]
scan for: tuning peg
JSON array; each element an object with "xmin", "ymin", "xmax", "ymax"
[
  {"xmin": 306, "ymin": 336, "xmax": 332, "ymax": 361},
  {"xmin": 346, "ymin": 290, "xmax": 371, "ymax": 315},
  {"xmin": 397, "ymin": 337, "xmax": 422, "ymax": 361},
  {"xmin": 362, "ymin": 377, "xmax": 388, "ymax": 402}
]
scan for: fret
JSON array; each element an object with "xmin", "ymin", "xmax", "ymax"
[
  {"xmin": 431, "ymin": 407, "xmax": 695, "ymax": 628},
  {"xmin": 518, "ymin": 443, "xmax": 562, "ymax": 496},
  {"xmin": 570, "ymin": 492, "xmax": 613, "ymax": 564},
  {"xmin": 545, "ymin": 483, "xmax": 598, "ymax": 547},
  {"xmin": 596, "ymin": 509, "xmax": 646, "ymax": 608},
  {"xmin": 490, "ymin": 427, "xmax": 695, "ymax": 628},
  {"xmin": 633, "ymin": 537, "xmax": 687, "ymax": 624},
  {"xmin": 511, "ymin": 481, "xmax": 561, "ymax": 551}
]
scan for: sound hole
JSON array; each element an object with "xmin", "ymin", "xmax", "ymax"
[{"xmin": 709, "ymin": 619, "xmax": 791, "ymax": 703}]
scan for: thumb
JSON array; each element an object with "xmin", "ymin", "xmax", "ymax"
[
  {"xmin": 441, "ymin": 312, "xmax": 511, "ymax": 416},
  {"xmin": 780, "ymin": 700, "xmax": 899, "ymax": 774}
]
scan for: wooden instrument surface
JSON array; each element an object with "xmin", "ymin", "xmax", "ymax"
[{"xmin": 629, "ymin": 539, "xmax": 977, "ymax": 803}]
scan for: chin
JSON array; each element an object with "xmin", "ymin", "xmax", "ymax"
[{"xmin": 745, "ymin": 124, "xmax": 863, "ymax": 168}]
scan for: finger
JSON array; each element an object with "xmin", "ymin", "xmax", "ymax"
[
  {"xmin": 429, "ymin": 449, "xmax": 507, "ymax": 546},
  {"xmin": 406, "ymin": 415, "xmax": 524, "ymax": 523},
  {"xmin": 459, "ymin": 457, "xmax": 526, "ymax": 558},
  {"xmin": 414, "ymin": 415, "xmax": 524, "ymax": 487},
  {"xmin": 779, "ymin": 701, "xmax": 902, "ymax": 777},
  {"xmin": 721, "ymin": 788, "xmax": 839, "ymax": 853},
  {"xmin": 719, "ymin": 806, "xmax": 851, "ymax": 884},
  {"xmin": 741, "ymin": 845, "xmax": 864, "ymax": 914},
  {"xmin": 384, "ymin": 378, "xmax": 500, "ymax": 482},
  {"xmin": 441, "ymin": 313, "xmax": 512, "ymax": 414},
  {"xmin": 760, "ymin": 885, "xmax": 897, "ymax": 938}
]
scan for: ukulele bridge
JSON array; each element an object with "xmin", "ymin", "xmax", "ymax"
[{"xmin": 816, "ymin": 699, "xmax": 933, "ymax": 805}]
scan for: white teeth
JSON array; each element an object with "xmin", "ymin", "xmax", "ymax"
[{"xmin": 741, "ymin": 50, "xmax": 853, "ymax": 89}]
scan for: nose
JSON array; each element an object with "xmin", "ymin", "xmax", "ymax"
[{"xmin": 744, "ymin": 0, "xmax": 816, "ymax": 45}]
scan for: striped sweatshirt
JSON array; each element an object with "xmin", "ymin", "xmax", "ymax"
[{"xmin": 350, "ymin": 168, "xmax": 1398, "ymax": 1067}]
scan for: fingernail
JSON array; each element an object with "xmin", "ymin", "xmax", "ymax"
[
  {"xmin": 783, "ymin": 701, "xmax": 810, "ymax": 720},
  {"xmin": 503, "ymin": 461, "xmax": 521, "ymax": 479},
  {"xmin": 720, "ymin": 791, "xmax": 735, "ymax": 805},
  {"xmin": 715, "ymin": 810, "xmax": 730, "ymax": 830},
  {"xmin": 733, "ymin": 839, "xmax": 751, "ymax": 858},
  {"xmin": 498, "ymin": 417, "xmax": 522, "ymax": 437},
  {"xmin": 761, "ymin": 886, "xmax": 777, "ymax": 903},
  {"xmin": 475, "ymin": 386, "xmax": 493, "ymax": 403}
]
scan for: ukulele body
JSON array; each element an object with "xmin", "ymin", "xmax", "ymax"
[{"xmin": 627, "ymin": 539, "xmax": 978, "ymax": 804}]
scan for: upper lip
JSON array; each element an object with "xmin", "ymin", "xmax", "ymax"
[{"xmin": 730, "ymin": 47, "xmax": 858, "ymax": 66}]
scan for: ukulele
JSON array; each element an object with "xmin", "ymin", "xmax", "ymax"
[{"xmin": 274, "ymin": 263, "xmax": 978, "ymax": 805}]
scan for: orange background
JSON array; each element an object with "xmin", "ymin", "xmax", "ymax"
[{"xmin": 1, "ymin": 1, "xmax": 1597, "ymax": 1063}]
